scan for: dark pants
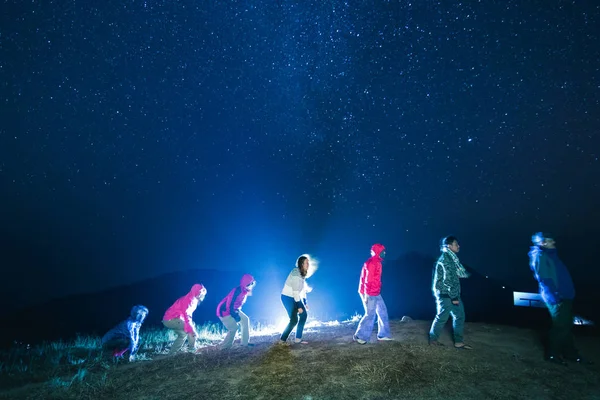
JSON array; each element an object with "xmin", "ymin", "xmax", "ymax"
[
  {"xmin": 280, "ymin": 294, "xmax": 307, "ymax": 342},
  {"xmin": 429, "ymin": 296, "xmax": 466, "ymax": 343},
  {"xmin": 102, "ymin": 338, "xmax": 129, "ymax": 357},
  {"xmin": 546, "ymin": 299, "xmax": 579, "ymax": 359}
]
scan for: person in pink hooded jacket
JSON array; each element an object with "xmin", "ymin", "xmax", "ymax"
[
  {"xmin": 216, "ymin": 274, "xmax": 256, "ymax": 348},
  {"xmin": 162, "ymin": 283, "xmax": 207, "ymax": 353}
]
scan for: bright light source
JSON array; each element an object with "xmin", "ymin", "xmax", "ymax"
[
  {"xmin": 305, "ymin": 319, "xmax": 341, "ymax": 328},
  {"xmin": 250, "ymin": 318, "xmax": 290, "ymax": 337},
  {"xmin": 345, "ymin": 313, "xmax": 362, "ymax": 323},
  {"xmin": 573, "ymin": 316, "xmax": 595, "ymax": 326},
  {"xmin": 277, "ymin": 317, "xmax": 290, "ymax": 332}
]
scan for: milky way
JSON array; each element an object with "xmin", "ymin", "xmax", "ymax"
[{"xmin": 1, "ymin": 0, "xmax": 599, "ymax": 306}]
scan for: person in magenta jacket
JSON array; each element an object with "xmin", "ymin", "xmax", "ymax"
[
  {"xmin": 353, "ymin": 243, "xmax": 392, "ymax": 344},
  {"xmin": 216, "ymin": 274, "xmax": 256, "ymax": 349},
  {"xmin": 162, "ymin": 283, "xmax": 207, "ymax": 354}
]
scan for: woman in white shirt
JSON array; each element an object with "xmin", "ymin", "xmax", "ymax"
[{"xmin": 279, "ymin": 254, "xmax": 315, "ymax": 344}]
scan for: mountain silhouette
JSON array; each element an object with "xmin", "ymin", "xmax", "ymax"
[{"xmin": 3, "ymin": 251, "xmax": 595, "ymax": 348}]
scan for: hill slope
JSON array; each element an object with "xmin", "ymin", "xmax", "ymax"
[
  {"xmin": 1, "ymin": 319, "xmax": 599, "ymax": 400},
  {"xmin": 1, "ymin": 251, "xmax": 544, "ymax": 349}
]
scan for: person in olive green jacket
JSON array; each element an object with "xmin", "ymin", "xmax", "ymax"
[{"xmin": 429, "ymin": 236, "xmax": 472, "ymax": 349}]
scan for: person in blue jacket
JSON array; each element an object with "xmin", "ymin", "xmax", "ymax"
[
  {"xmin": 101, "ymin": 305, "xmax": 149, "ymax": 362},
  {"xmin": 529, "ymin": 232, "xmax": 591, "ymax": 365}
]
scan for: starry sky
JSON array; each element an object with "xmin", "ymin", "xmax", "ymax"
[{"xmin": 1, "ymin": 0, "xmax": 599, "ymax": 312}]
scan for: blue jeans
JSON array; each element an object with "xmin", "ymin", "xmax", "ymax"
[
  {"xmin": 354, "ymin": 294, "xmax": 391, "ymax": 342},
  {"xmin": 280, "ymin": 294, "xmax": 307, "ymax": 341},
  {"xmin": 429, "ymin": 296, "xmax": 465, "ymax": 343}
]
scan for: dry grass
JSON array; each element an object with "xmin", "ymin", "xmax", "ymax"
[{"xmin": 1, "ymin": 319, "xmax": 599, "ymax": 400}]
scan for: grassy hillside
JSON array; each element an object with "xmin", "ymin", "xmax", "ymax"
[{"xmin": 1, "ymin": 319, "xmax": 598, "ymax": 400}]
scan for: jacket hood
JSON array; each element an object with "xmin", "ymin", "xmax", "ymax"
[
  {"xmin": 529, "ymin": 245, "xmax": 550, "ymax": 259},
  {"xmin": 371, "ymin": 243, "xmax": 385, "ymax": 257},
  {"xmin": 190, "ymin": 283, "xmax": 206, "ymax": 297},
  {"xmin": 240, "ymin": 274, "xmax": 255, "ymax": 288},
  {"xmin": 528, "ymin": 245, "xmax": 547, "ymax": 270},
  {"xmin": 130, "ymin": 305, "xmax": 149, "ymax": 323}
]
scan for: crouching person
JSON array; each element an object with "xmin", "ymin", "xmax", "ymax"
[
  {"xmin": 162, "ymin": 284, "xmax": 207, "ymax": 354},
  {"xmin": 217, "ymin": 274, "xmax": 256, "ymax": 349},
  {"xmin": 101, "ymin": 305, "xmax": 149, "ymax": 362}
]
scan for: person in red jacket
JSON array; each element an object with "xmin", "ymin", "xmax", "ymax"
[
  {"xmin": 162, "ymin": 283, "xmax": 207, "ymax": 354},
  {"xmin": 216, "ymin": 274, "xmax": 256, "ymax": 349},
  {"xmin": 353, "ymin": 244, "xmax": 392, "ymax": 344}
]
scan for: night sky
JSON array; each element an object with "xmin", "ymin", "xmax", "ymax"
[{"xmin": 1, "ymin": 1, "xmax": 599, "ymax": 313}]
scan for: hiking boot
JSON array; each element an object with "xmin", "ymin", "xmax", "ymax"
[
  {"xmin": 353, "ymin": 335, "xmax": 367, "ymax": 345},
  {"xmin": 454, "ymin": 343, "xmax": 474, "ymax": 350}
]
